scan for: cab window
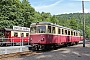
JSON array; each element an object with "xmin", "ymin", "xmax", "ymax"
[
  {"xmin": 30, "ymin": 26, "xmax": 36, "ymax": 33},
  {"xmin": 37, "ymin": 26, "xmax": 46, "ymax": 33}
]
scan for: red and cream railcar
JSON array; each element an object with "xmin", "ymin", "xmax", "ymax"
[
  {"xmin": 0, "ymin": 26, "xmax": 30, "ymax": 46},
  {"xmin": 29, "ymin": 22, "xmax": 83, "ymax": 50}
]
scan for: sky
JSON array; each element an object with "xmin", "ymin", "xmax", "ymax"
[{"xmin": 28, "ymin": 0, "xmax": 90, "ymax": 15}]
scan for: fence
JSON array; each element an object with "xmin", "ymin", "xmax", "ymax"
[
  {"xmin": 0, "ymin": 37, "xmax": 30, "ymax": 46},
  {"xmin": 0, "ymin": 46, "xmax": 31, "ymax": 54},
  {"xmin": 0, "ymin": 37, "xmax": 32, "ymax": 54}
]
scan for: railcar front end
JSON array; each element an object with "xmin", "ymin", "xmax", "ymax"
[{"xmin": 30, "ymin": 24, "xmax": 54, "ymax": 50}]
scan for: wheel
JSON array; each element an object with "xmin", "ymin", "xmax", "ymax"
[
  {"xmin": 0, "ymin": 43, "xmax": 3, "ymax": 47},
  {"xmin": 32, "ymin": 45, "xmax": 39, "ymax": 51},
  {"xmin": 64, "ymin": 43, "xmax": 68, "ymax": 47},
  {"xmin": 75, "ymin": 42, "xmax": 79, "ymax": 45}
]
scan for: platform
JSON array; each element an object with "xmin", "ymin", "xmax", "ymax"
[{"xmin": 0, "ymin": 45, "xmax": 32, "ymax": 55}]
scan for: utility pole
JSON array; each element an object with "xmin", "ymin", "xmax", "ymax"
[{"xmin": 82, "ymin": 1, "xmax": 85, "ymax": 47}]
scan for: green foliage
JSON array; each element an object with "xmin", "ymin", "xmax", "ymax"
[
  {"xmin": 0, "ymin": 0, "xmax": 36, "ymax": 28},
  {"xmin": 86, "ymin": 26, "xmax": 90, "ymax": 39},
  {"xmin": 0, "ymin": 20, "xmax": 14, "ymax": 28},
  {"xmin": 0, "ymin": 0, "xmax": 90, "ymax": 39},
  {"xmin": 55, "ymin": 13, "xmax": 90, "ymax": 39},
  {"xmin": 51, "ymin": 15, "xmax": 59, "ymax": 24},
  {"xmin": 41, "ymin": 12, "xmax": 52, "ymax": 22}
]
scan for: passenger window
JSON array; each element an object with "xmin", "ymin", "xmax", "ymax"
[
  {"xmin": 71, "ymin": 31, "xmax": 73, "ymax": 35},
  {"xmin": 26, "ymin": 33, "xmax": 29, "ymax": 37},
  {"xmin": 65, "ymin": 30, "xmax": 67, "ymax": 35},
  {"xmin": 48, "ymin": 26, "xmax": 51, "ymax": 33},
  {"xmin": 52, "ymin": 27, "xmax": 55, "ymax": 33},
  {"xmin": 14, "ymin": 32, "xmax": 18, "ymax": 37},
  {"xmin": 68, "ymin": 31, "xmax": 70, "ymax": 35},
  {"xmin": 62, "ymin": 29, "xmax": 64, "ymax": 34},
  {"xmin": 74, "ymin": 32, "xmax": 76, "ymax": 36},
  {"xmin": 76, "ymin": 32, "xmax": 78, "ymax": 36},
  {"xmin": 21, "ymin": 33, "xmax": 24, "ymax": 37},
  {"xmin": 58, "ymin": 28, "xmax": 60, "ymax": 34}
]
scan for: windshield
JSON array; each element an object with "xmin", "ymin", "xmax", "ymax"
[
  {"xmin": 30, "ymin": 26, "xmax": 46, "ymax": 33},
  {"xmin": 37, "ymin": 26, "xmax": 46, "ymax": 33}
]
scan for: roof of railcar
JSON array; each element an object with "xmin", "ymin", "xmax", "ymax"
[
  {"xmin": 31, "ymin": 22, "xmax": 71, "ymax": 28},
  {"xmin": 31, "ymin": 22, "xmax": 53, "ymax": 25},
  {"xmin": 0, "ymin": 28, "xmax": 30, "ymax": 32},
  {"xmin": 31, "ymin": 22, "xmax": 63, "ymax": 27},
  {"xmin": 31, "ymin": 22, "xmax": 80, "ymax": 32}
]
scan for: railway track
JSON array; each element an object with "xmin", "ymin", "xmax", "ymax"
[
  {"xmin": 0, "ymin": 47, "xmax": 56, "ymax": 60},
  {"xmin": 0, "ymin": 50, "xmax": 36, "ymax": 60},
  {"xmin": 0, "ymin": 42, "xmax": 85, "ymax": 60}
]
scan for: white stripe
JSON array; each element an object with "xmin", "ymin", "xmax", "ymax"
[{"xmin": 30, "ymin": 33, "xmax": 81, "ymax": 37}]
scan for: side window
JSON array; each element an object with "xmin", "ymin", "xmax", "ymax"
[
  {"xmin": 14, "ymin": 32, "xmax": 18, "ymax": 37},
  {"xmin": 76, "ymin": 32, "xmax": 78, "ymax": 36},
  {"xmin": 68, "ymin": 30, "xmax": 70, "ymax": 35},
  {"xmin": 74, "ymin": 32, "xmax": 76, "ymax": 36},
  {"xmin": 21, "ymin": 33, "xmax": 24, "ymax": 37},
  {"xmin": 65, "ymin": 30, "xmax": 67, "ymax": 35},
  {"xmin": 48, "ymin": 26, "xmax": 51, "ymax": 33},
  {"xmin": 58, "ymin": 28, "xmax": 60, "ymax": 34},
  {"xmin": 62, "ymin": 29, "xmax": 64, "ymax": 35},
  {"xmin": 52, "ymin": 27, "xmax": 55, "ymax": 33},
  {"xmin": 71, "ymin": 31, "xmax": 73, "ymax": 36},
  {"xmin": 26, "ymin": 33, "xmax": 29, "ymax": 37}
]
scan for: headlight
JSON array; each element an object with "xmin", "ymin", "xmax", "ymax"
[{"xmin": 41, "ymin": 37, "xmax": 44, "ymax": 41}]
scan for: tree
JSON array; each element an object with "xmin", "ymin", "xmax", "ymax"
[
  {"xmin": 86, "ymin": 26, "xmax": 90, "ymax": 39},
  {"xmin": 21, "ymin": 0, "xmax": 36, "ymax": 27},
  {"xmin": 50, "ymin": 15, "xmax": 59, "ymax": 24},
  {"xmin": 41, "ymin": 12, "xmax": 51, "ymax": 22},
  {"xmin": 0, "ymin": 0, "xmax": 21, "ymax": 28}
]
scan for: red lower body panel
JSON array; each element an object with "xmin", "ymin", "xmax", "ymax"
[
  {"xmin": 30, "ymin": 34, "xmax": 82, "ymax": 44},
  {"xmin": 9, "ymin": 37, "xmax": 29, "ymax": 43}
]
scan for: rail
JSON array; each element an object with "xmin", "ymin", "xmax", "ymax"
[{"xmin": 0, "ymin": 50, "xmax": 36, "ymax": 60}]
